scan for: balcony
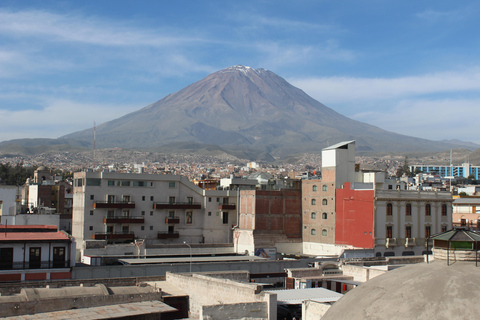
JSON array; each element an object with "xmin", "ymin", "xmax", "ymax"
[
  {"xmin": 154, "ymin": 202, "xmax": 201, "ymax": 210},
  {"xmin": 219, "ymin": 204, "xmax": 236, "ymax": 210},
  {"xmin": 165, "ymin": 217, "xmax": 180, "ymax": 224},
  {"xmin": 405, "ymin": 238, "xmax": 416, "ymax": 247},
  {"xmin": 385, "ymin": 238, "xmax": 397, "ymax": 248},
  {"xmin": 93, "ymin": 201, "xmax": 136, "ymax": 209},
  {"xmin": 93, "ymin": 232, "xmax": 135, "ymax": 240},
  {"xmin": 103, "ymin": 216, "xmax": 144, "ymax": 224},
  {"xmin": 157, "ymin": 231, "xmax": 180, "ymax": 239}
]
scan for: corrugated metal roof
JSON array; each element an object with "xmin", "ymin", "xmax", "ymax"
[
  {"xmin": 266, "ymin": 287, "xmax": 343, "ymax": 305},
  {"xmin": 119, "ymin": 255, "xmax": 266, "ymax": 264}
]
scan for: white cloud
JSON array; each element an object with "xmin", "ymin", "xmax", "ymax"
[
  {"xmin": 0, "ymin": 100, "xmax": 138, "ymax": 142},
  {"xmin": 0, "ymin": 9, "xmax": 203, "ymax": 47},
  {"xmin": 351, "ymin": 98, "xmax": 480, "ymax": 143},
  {"xmin": 290, "ymin": 70, "xmax": 480, "ymax": 105}
]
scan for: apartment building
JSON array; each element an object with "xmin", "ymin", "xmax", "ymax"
[
  {"xmin": 72, "ymin": 171, "xmax": 237, "ymax": 253},
  {"xmin": 303, "ymin": 141, "xmax": 453, "ymax": 256}
]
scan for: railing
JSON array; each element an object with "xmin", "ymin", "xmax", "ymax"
[
  {"xmin": 219, "ymin": 204, "xmax": 236, "ymax": 210},
  {"xmin": 93, "ymin": 232, "xmax": 135, "ymax": 240},
  {"xmin": 153, "ymin": 202, "xmax": 201, "ymax": 209},
  {"xmin": 405, "ymin": 238, "xmax": 416, "ymax": 247},
  {"xmin": 157, "ymin": 231, "xmax": 180, "ymax": 239},
  {"xmin": 93, "ymin": 201, "xmax": 136, "ymax": 209},
  {"xmin": 103, "ymin": 216, "xmax": 144, "ymax": 224},
  {"xmin": 386, "ymin": 238, "xmax": 397, "ymax": 248},
  {"xmin": 0, "ymin": 260, "xmax": 71, "ymax": 270},
  {"xmin": 165, "ymin": 217, "xmax": 180, "ymax": 224}
]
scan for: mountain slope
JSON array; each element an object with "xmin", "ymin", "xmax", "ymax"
[{"xmin": 62, "ymin": 65, "xmax": 467, "ymax": 156}]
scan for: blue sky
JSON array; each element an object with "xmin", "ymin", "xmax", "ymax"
[{"xmin": 1, "ymin": 1, "xmax": 480, "ymax": 144}]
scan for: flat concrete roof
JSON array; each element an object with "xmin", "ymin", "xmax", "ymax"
[
  {"xmin": 4, "ymin": 300, "xmax": 176, "ymax": 319},
  {"xmin": 119, "ymin": 255, "xmax": 267, "ymax": 264},
  {"xmin": 266, "ymin": 287, "xmax": 343, "ymax": 305}
]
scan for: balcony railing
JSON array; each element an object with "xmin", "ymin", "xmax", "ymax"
[
  {"xmin": 165, "ymin": 217, "xmax": 180, "ymax": 224},
  {"xmin": 385, "ymin": 238, "xmax": 397, "ymax": 248},
  {"xmin": 93, "ymin": 201, "xmax": 135, "ymax": 209},
  {"xmin": 103, "ymin": 216, "xmax": 145, "ymax": 224},
  {"xmin": 405, "ymin": 238, "xmax": 416, "ymax": 247},
  {"xmin": 157, "ymin": 231, "xmax": 180, "ymax": 239},
  {"xmin": 93, "ymin": 232, "xmax": 135, "ymax": 240},
  {"xmin": 219, "ymin": 204, "xmax": 236, "ymax": 210},
  {"xmin": 0, "ymin": 261, "xmax": 71, "ymax": 270},
  {"xmin": 154, "ymin": 202, "xmax": 201, "ymax": 210}
]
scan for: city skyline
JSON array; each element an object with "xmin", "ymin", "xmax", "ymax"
[{"xmin": 1, "ymin": 1, "xmax": 479, "ymax": 144}]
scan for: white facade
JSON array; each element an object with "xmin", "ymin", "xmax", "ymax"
[
  {"xmin": 374, "ymin": 189, "xmax": 452, "ymax": 256},
  {"xmin": 322, "ymin": 140, "xmax": 356, "ymax": 188},
  {"xmin": 72, "ymin": 171, "xmax": 238, "ymax": 252},
  {"xmin": 0, "ymin": 185, "xmax": 20, "ymax": 224}
]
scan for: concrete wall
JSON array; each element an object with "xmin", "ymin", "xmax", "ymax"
[
  {"xmin": 166, "ymin": 272, "xmax": 276, "ymax": 319},
  {"xmin": 303, "ymin": 242, "xmax": 352, "ymax": 256},
  {"xmin": 200, "ymin": 301, "xmax": 268, "ymax": 320},
  {"xmin": 341, "ymin": 264, "xmax": 387, "ymax": 282},
  {"xmin": 302, "ymin": 300, "xmax": 332, "ymax": 320}
]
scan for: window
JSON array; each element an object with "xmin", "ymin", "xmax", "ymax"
[
  {"xmin": 108, "ymin": 180, "xmax": 115, "ymax": 186},
  {"xmin": 122, "ymin": 226, "xmax": 129, "ymax": 233},
  {"xmin": 312, "ymin": 185, "xmax": 317, "ymax": 191},
  {"xmin": 186, "ymin": 211, "xmax": 193, "ymax": 224},
  {"xmin": 311, "ymin": 199, "xmax": 316, "ymax": 205},
  {"xmin": 74, "ymin": 178, "xmax": 83, "ymax": 187},
  {"xmin": 405, "ymin": 226, "xmax": 411, "ymax": 238},
  {"xmin": 322, "ymin": 199, "xmax": 328, "ymax": 205},
  {"xmin": 311, "ymin": 229, "xmax": 316, "ymax": 235},
  {"xmin": 53, "ymin": 247, "xmax": 65, "ymax": 268},
  {"xmin": 425, "ymin": 226, "xmax": 431, "ymax": 238},
  {"xmin": 150, "ymin": 226, "xmax": 153, "ymax": 230},
  {"xmin": 217, "ymin": 198, "xmax": 220, "ymax": 202},
  {"xmin": 106, "ymin": 226, "xmax": 113, "ymax": 233},
  {"xmin": 223, "ymin": 198, "xmax": 229, "ymax": 204},
  {"xmin": 133, "ymin": 181, "xmax": 146, "ymax": 187},
  {"xmin": 0, "ymin": 248, "xmax": 13, "ymax": 270},
  {"xmin": 406, "ymin": 204, "xmax": 411, "ymax": 216},
  {"xmin": 86, "ymin": 178, "xmax": 101, "ymax": 186},
  {"xmin": 123, "ymin": 210, "xmax": 130, "ymax": 217},
  {"xmin": 388, "ymin": 185, "xmax": 393, "ymax": 190},
  {"xmin": 117, "ymin": 180, "xmax": 131, "ymax": 187},
  {"xmin": 386, "ymin": 226, "xmax": 393, "ymax": 238},
  {"xmin": 90, "ymin": 195, "xmax": 94, "ymax": 200},
  {"xmin": 29, "ymin": 247, "xmax": 41, "ymax": 269},
  {"xmin": 322, "ymin": 229, "xmax": 328, "ymax": 236},
  {"xmin": 150, "ymin": 196, "xmax": 154, "ymax": 201},
  {"xmin": 168, "ymin": 211, "xmax": 175, "ymax": 218},
  {"xmin": 322, "ymin": 185, "xmax": 328, "ymax": 191},
  {"xmin": 222, "ymin": 212, "xmax": 229, "ymax": 224},
  {"xmin": 387, "ymin": 203, "xmax": 393, "ymax": 215},
  {"xmin": 187, "ymin": 197, "xmax": 194, "ymax": 204},
  {"xmin": 208, "ymin": 211, "xmax": 212, "ymax": 216},
  {"xmin": 122, "ymin": 195, "xmax": 130, "ymax": 203},
  {"xmin": 150, "ymin": 211, "xmax": 153, "ymax": 216},
  {"xmin": 311, "ymin": 212, "xmax": 316, "ymax": 219},
  {"xmin": 141, "ymin": 211, "xmax": 145, "ymax": 216},
  {"xmin": 89, "ymin": 226, "xmax": 93, "ymax": 231},
  {"xmin": 441, "ymin": 225, "xmax": 447, "ymax": 232},
  {"xmin": 90, "ymin": 210, "xmax": 94, "ymax": 216},
  {"xmin": 169, "ymin": 197, "xmax": 175, "ymax": 204},
  {"xmin": 107, "ymin": 210, "xmax": 114, "ymax": 218},
  {"xmin": 425, "ymin": 204, "xmax": 431, "ymax": 216},
  {"xmin": 107, "ymin": 195, "xmax": 115, "ymax": 203},
  {"xmin": 141, "ymin": 226, "xmax": 145, "ymax": 230},
  {"xmin": 441, "ymin": 204, "xmax": 447, "ymax": 216},
  {"xmin": 142, "ymin": 196, "xmax": 145, "ymax": 201},
  {"xmin": 208, "ymin": 197, "xmax": 212, "ymax": 202},
  {"xmin": 169, "ymin": 182, "xmax": 175, "ymax": 188},
  {"xmin": 322, "ymin": 212, "xmax": 328, "ymax": 219}
]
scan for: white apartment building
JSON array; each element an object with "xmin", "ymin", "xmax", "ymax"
[{"xmin": 72, "ymin": 171, "xmax": 238, "ymax": 252}]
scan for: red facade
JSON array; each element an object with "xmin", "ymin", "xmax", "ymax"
[{"xmin": 335, "ymin": 182, "xmax": 375, "ymax": 248}]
